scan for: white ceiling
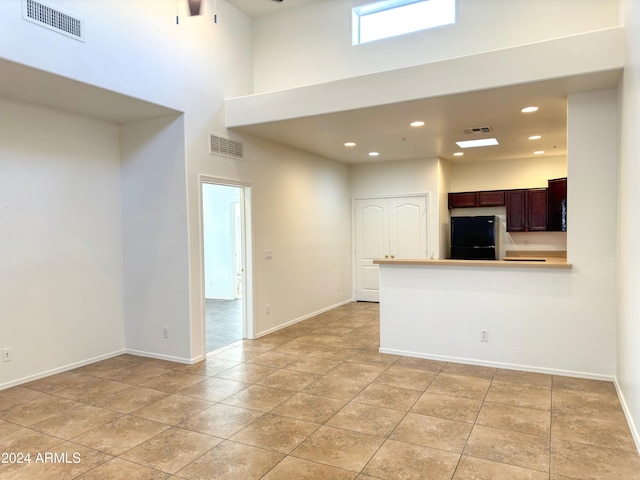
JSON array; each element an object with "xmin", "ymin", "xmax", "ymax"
[
  {"xmin": 227, "ymin": 0, "xmax": 320, "ymax": 18},
  {"xmin": 229, "ymin": 71, "xmax": 621, "ymax": 165}
]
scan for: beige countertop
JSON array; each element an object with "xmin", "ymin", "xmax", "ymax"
[{"xmin": 374, "ymin": 251, "xmax": 571, "ymax": 269}]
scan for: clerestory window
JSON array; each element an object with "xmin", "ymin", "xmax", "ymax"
[{"xmin": 352, "ymin": 0, "xmax": 456, "ymax": 45}]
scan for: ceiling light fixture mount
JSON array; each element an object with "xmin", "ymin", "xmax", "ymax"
[
  {"xmin": 188, "ymin": 0, "xmax": 202, "ymax": 16},
  {"xmin": 521, "ymin": 106, "xmax": 539, "ymax": 113},
  {"xmin": 528, "ymin": 135, "xmax": 542, "ymax": 140},
  {"xmin": 344, "ymin": 142, "xmax": 356, "ymax": 147},
  {"xmin": 410, "ymin": 121, "xmax": 425, "ymax": 127}
]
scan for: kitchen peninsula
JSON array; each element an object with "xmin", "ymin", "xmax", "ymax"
[{"xmin": 372, "ymin": 252, "xmax": 600, "ymax": 378}]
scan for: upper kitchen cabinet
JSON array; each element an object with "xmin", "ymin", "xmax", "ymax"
[
  {"xmin": 448, "ymin": 177, "xmax": 566, "ymax": 233},
  {"xmin": 448, "ymin": 190, "xmax": 506, "ymax": 209},
  {"xmin": 548, "ymin": 177, "xmax": 568, "ymax": 232},
  {"xmin": 506, "ymin": 189, "xmax": 548, "ymax": 232},
  {"xmin": 527, "ymin": 188, "xmax": 548, "ymax": 231},
  {"xmin": 477, "ymin": 190, "xmax": 505, "ymax": 207},
  {"xmin": 506, "ymin": 190, "xmax": 527, "ymax": 232},
  {"xmin": 448, "ymin": 192, "xmax": 477, "ymax": 209}
]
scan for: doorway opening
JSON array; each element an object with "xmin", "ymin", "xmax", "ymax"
[{"xmin": 201, "ymin": 181, "xmax": 252, "ymax": 353}]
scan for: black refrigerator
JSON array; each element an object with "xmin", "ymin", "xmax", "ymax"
[{"xmin": 450, "ymin": 216, "xmax": 498, "ymax": 260}]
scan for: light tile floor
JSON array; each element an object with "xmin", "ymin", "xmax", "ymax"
[
  {"xmin": 1, "ymin": 302, "xmax": 639, "ymax": 479},
  {"xmin": 206, "ymin": 299, "xmax": 242, "ymax": 352}
]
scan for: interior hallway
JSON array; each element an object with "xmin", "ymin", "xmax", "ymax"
[{"xmin": 1, "ymin": 302, "xmax": 638, "ymax": 479}]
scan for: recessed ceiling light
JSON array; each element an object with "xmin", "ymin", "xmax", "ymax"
[
  {"xmin": 344, "ymin": 142, "xmax": 356, "ymax": 147},
  {"xmin": 455, "ymin": 138, "xmax": 499, "ymax": 148},
  {"xmin": 410, "ymin": 121, "xmax": 425, "ymax": 127},
  {"xmin": 453, "ymin": 152, "xmax": 464, "ymax": 157},
  {"xmin": 534, "ymin": 150, "xmax": 545, "ymax": 155},
  {"xmin": 369, "ymin": 152, "xmax": 380, "ymax": 157},
  {"xmin": 528, "ymin": 135, "xmax": 542, "ymax": 140},
  {"xmin": 521, "ymin": 106, "xmax": 539, "ymax": 113}
]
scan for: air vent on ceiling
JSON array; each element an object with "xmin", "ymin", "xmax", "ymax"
[
  {"xmin": 22, "ymin": 0, "xmax": 84, "ymax": 41},
  {"xmin": 209, "ymin": 133, "xmax": 244, "ymax": 159},
  {"xmin": 463, "ymin": 126, "xmax": 493, "ymax": 134}
]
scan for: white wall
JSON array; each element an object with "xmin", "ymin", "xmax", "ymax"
[
  {"xmin": 350, "ymin": 157, "xmax": 441, "ymax": 259},
  {"xmin": 193, "ymin": 134, "xmax": 353, "ymax": 338},
  {"xmin": 120, "ymin": 115, "xmax": 191, "ymax": 362},
  {"xmin": 1, "ymin": 0, "xmax": 354, "ymax": 367},
  {"xmin": 567, "ymin": 89, "xmax": 618, "ymax": 276},
  {"xmin": 617, "ymin": 0, "xmax": 640, "ymax": 450},
  {"xmin": 252, "ymin": 0, "xmax": 620, "ymax": 92},
  {"xmin": 0, "ymin": 0, "xmax": 209, "ymax": 110},
  {"xmin": 0, "ymin": 0, "xmax": 253, "ymax": 366},
  {"xmin": 0, "ymin": 99, "xmax": 125, "ymax": 388},
  {"xmin": 448, "ymin": 155, "xmax": 568, "ymax": 192},
  {"xmin": 379, "ymin": 89, "xmax": 618, "ymax": 378}
]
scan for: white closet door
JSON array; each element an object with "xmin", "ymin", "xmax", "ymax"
[
  {"xmin": 354, "ymin": 196, "xmax": 428, "ymax": 302},
  {"xmin": 355, "ymin": 199, "xmax": 388, "ymax": 302},
  {"xmin": 388, "ymin": 197, "xmax": 428, "ymax": 260}
]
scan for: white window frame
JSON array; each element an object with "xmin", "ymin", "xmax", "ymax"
[{"xmin": 352, "ymin": 0, "xmax": 456, "ymax": 45}]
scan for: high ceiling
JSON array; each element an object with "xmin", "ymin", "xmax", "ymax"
[
  {"xmin": 225, "ymin": 1, "xmax": 621, "ymax": 165},
  {"xmin": 1, "ymin": 1, "xmax": 620, "ymax": 168},
  {"xmin": 227, "ymin": 0, "xmax": 320, "ymax": 18}
]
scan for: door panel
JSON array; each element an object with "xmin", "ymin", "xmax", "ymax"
[
  {"xmin": 355, "ymin": 200, "xmax": 388, "ymax": 302},
  {"xmin": 389, "ymin": 198, "xmax": 427, "ymax": 259},
  {"xmin": 362, "ymin": 265, "xmax": 380, "ymax": 291},
  {"xmin": 361, "ymin": 205, "xmax": 386, "ymax": 259}
]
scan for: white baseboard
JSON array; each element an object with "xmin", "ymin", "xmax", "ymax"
[
  {"xmin": 614, "ymin": 378, "xmax": 640, "ymax": 455},
  {"xmin": 378, "ymin": 347, "xmax": 616, "ymax": 382},
  {"xmin": 255, "ymin": 299, "xmax": 354, "ymax": 338},
  {"xmin": 0, "ymin": 349, "xmax": 126, "ymax": 391},
  {"xmin": 124, "ymin": 349, "xmax": 194, "ymax": 365}
]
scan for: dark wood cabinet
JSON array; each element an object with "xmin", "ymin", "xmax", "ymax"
[
  {"xmin": 506, "ymin": 190, "xmax": 527, "ymax": 232},
  {"xmin": 448, "ymin": 192, "xmax": 477, "ymax": 209},
  {"xmin": 506, "ymin": 189, "xmax": 547, "ymax": 232},
  {"xmin": 527, "ymin": 188, "xmax": 548, "ymax": 231},
  {"xmin": 477, "ymin": 190, "xmax": 505, "ymax": 207},
  {"xmin": 448, "ymin": 178, "xmax": 565, "ymax": 233},
  {"xmin": 548, "ymin": 177, "xmax": 567, "ymax": 231},
  {"xmin": 449, "ymin": 190, "xmax": 506, "ymax": 209}
]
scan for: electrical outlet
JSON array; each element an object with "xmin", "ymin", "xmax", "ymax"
[
  {"xmin": 3, "ymin": 348, "xmax": 12, "ymax": 362},
  {"xmin": 480, "ymin": 330, "xmax": 489, "ymax": 342},
  {"xmin": 163, "ymin": 327, "xmax": 169, "ymax": 339},
  {"xmin": 265, "ymin": 304, "xmax": 270, "ymax": 314}
]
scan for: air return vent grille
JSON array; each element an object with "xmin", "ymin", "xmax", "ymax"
[
  {"xmin": 463, "ymin": 126, "xmax": 493, "ymax": 134},
  {"xmin": 209, "ymin": 133, "xmax": 244, "ymax": 159},
  {"xmin": 23, "ymin": 0, "xmax": 84, "ymax": 41}
]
